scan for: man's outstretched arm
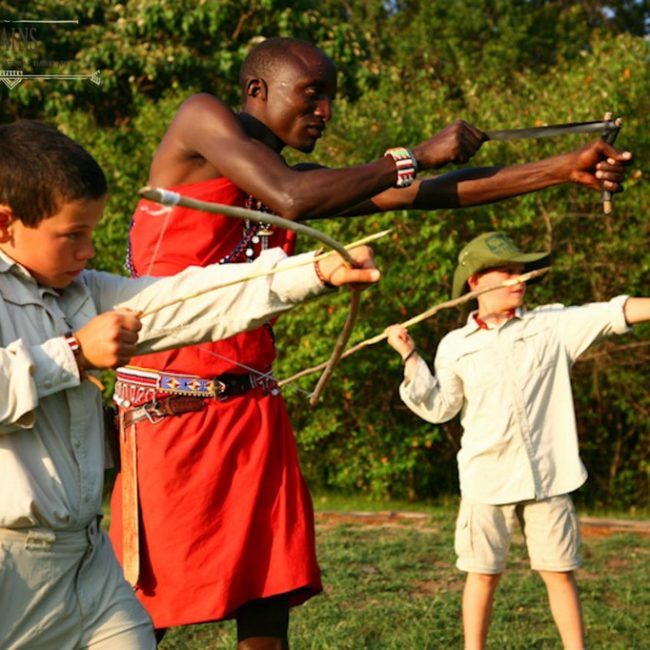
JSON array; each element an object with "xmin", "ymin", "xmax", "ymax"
[
  {"xmin": 333, "ymin": 140, "xmax": 631, "ymax": 217},
  {"xmin": 149, "ymin": 94, "xmax": 486, "ymax": 220}
]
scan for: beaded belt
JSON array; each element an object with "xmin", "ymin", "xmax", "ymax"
[{"xmin": 114, "ymin": 365, "xmax": 279, "ymax": 408}]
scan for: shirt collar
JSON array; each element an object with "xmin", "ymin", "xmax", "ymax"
[
  {"xmin": 0, "ymin": 248, "xmax": 36, "ymax": 283},
  {"xmin": 464, "ymin": 307, "xmax": 524, "ymax": 335}
]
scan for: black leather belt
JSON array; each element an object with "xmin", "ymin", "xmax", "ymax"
[{"xmin": 215, "ymin": 372, "xmax": 256, "ymax": 397}]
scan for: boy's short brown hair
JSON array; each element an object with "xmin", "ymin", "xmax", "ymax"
[{"xmin": 0, "ymin": 120, "xmax": 106, "ymax": 227}]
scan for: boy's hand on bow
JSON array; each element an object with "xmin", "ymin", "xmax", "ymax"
[
  {"xmin": 385, "ymin": 324, "xmax": 415, "ymax": 360},
  {"xmin": 316, "ymin": 245, "xmax": 380, "ymax": 290}
]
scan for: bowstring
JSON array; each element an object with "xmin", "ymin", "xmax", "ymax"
[{"xmin": 139, "ymin": 318, "xmax": 314, "ymax": 399}]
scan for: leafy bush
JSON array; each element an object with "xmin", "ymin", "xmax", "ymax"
[{"xmin": 4, "ymin": 0, "xmax": 648, "ymax": 506}]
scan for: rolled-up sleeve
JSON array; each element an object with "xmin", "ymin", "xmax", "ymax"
[
  {"xmin": 557, "ymin": 295, "xmax": 631, "ymax": 362},
  {"xmin": 0, "ymin": 338, "xmax": 80, "ymax": 433}
]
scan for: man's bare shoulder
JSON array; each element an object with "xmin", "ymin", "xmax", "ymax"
[
  {"xmin": 150, "ymin": 93, "xmax": 245, "ymax": 184},
  {"xmin": 172, "ymin": 93, "xmax": 240, "ymax": 132}
]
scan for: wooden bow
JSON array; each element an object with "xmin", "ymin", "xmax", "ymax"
[
  {"xmin": 139, "ymin": 186, "xmax": 368, "ymax": 405},
  {"xmin": 279, "ymin": 267, "xmax": 551, "ymax": 385}
]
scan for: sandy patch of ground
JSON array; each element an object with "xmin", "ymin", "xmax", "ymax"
[{"xmin": 315, "ymin": 510, "xmax": 650, "ymax": 538}]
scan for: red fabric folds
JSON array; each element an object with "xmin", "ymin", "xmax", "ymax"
[{"xmin": 108, "ymin": 177, "xmax": 321, "ymax": 627}]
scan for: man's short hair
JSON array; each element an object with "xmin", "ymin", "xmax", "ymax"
[
  {"xmin": 0, "ymin": 120, "xmax": 107, "ymax": 227},
  {"xmin": 239, "ymin": 37, "xmax": 330, "ymax": 96}
]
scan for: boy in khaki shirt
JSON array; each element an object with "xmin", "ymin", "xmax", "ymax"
[
  {"xmin": 0, "ymin": 119, "xmax": 378, "ymax": 649},
  {"xmin": 387, "ymin": 232, "xmax": 649, "ymax": 650}
]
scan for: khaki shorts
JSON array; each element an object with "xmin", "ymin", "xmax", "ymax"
[
  {"xmin": 0, "ymin": 518, "xmax": 155, "ymax": 649},
  {"xmin": 454, "ymin": 494, "xmax": 581, "ymax": 574}
]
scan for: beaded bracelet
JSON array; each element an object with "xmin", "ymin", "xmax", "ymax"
[
  {"xmin": 384, "ymin": 147, "xmax": 418, "ymax": 188},
  {"xmin": 314, "ymin": 258, "xmax": 336, "ymax": 289}
]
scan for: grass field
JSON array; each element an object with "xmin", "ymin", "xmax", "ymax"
[{"xmin": 156, "ymin": 497, "xmax": 650, "ymax": 649}]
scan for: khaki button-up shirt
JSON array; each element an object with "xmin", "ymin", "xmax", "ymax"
[
  {"xmin": 0, "ymin": 248, "xmax": 326, "ymax": 529},
  {"xmin": 400, "ymin": 297, "xmax": 630, "ymax": 505}
]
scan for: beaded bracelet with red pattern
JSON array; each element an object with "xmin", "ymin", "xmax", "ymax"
[
  {"xmin": 64, "ymin": 332, "xmax": 81, "ymax": 355},
  {"xmin": 384, "ymin": 147, "xmax": 418, "ymax": 188}
]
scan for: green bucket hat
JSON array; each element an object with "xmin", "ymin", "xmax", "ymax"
[{"xmin": 451, "ymin": 232, "xmax": 550, "ymax": 299}]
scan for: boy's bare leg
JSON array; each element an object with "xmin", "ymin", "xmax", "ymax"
[
  {"xmin": 538, "ymin": 570, "xmax": 585, "ymax": 649},
  {"xmin": 462, "ymin": 572, "xmax": 502, "ymax": 650}
]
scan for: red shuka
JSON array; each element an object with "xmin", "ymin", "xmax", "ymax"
[{"xmin": 108, "ymin": 178, "xmax": 322, "ymax": 628}]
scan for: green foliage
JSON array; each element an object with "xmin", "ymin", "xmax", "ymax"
[
  {"xmin": 3, "ymin": 0, "xmax": 649, "ymax": 505},
  {"xmin": 0, "ymin": 0, "xmax": 372, "ymax": 122},
  {"xmin": 280, "ymin": 31, "xmax": 650, "ymax": 507}
]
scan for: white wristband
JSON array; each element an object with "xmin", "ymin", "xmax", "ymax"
[{"xmin": 384, "ymin": 147, "xmax": 417, "ymax": 188}]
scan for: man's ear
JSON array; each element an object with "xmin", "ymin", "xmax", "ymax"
[
  {"xmin": 0, "ymin": 206, "xmax": 14, "ymax": 243},
  {"xmin": 245, "ymin": 78, "xmax": 268, "ymax": 101},
  {"xmin": 467, "ymin": 273, "xmax": 479, "ymax": 291}
]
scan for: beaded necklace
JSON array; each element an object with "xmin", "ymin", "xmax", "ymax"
[{"xmin": 216, "ymin": 195, "xmax": 275, "ymax": 265}]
